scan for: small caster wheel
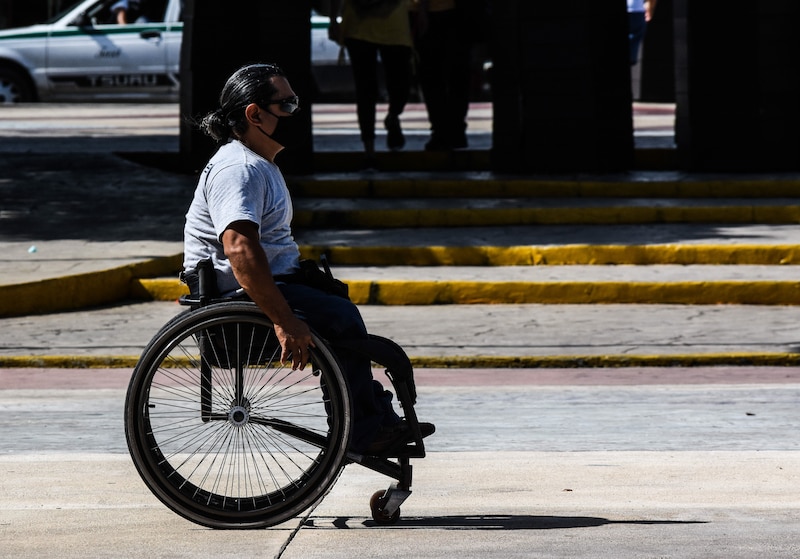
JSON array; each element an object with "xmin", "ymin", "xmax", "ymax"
[{"xmin": 370, "ymin": 490, "xmax": 400, "ymax": 525}]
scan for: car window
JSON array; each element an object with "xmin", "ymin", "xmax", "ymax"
[
  {"xmin": 140, "ymin": 0, "xmax": 169, "ymax": 22},
  {"xmin": 70, "ymin": 0, "xmax": 169, "ymax": 26},
  {"xmin": 83, "ymin": 1, "xmax": 115, "ymax": 25}
]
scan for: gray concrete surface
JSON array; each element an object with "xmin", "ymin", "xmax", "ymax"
[
  {"xmin": 4, "ymin": 449, "xmax": 797, "ymax": 559},
  {"xmin": 4, "ymin": 300, "xmax": 800, "ymax": 365},
  {"xmin": 1, "ymin": 367, "xmax": 799, "ymax": 558}
]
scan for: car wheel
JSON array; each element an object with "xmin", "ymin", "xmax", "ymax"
[{"xmin": 0, "ymin": 66, "xmax": 34, "ymax": 104}]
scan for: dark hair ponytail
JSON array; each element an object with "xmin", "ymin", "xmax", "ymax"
[{"xmin": 198, "ymin": 63, "xmax": 285, "ymax": 143}]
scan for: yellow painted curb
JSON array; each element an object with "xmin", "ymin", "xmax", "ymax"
[
  {"xmin": 134, "ymin": 278, "xmax": 800, "ymax": 306},
  {"xmin": 0, "ymin": 269, "xmax": 132, "ymax": 317},
  {"xmin": 293, "ymin": 205, "xmax": 800, "ymax": 228},
  {"xmin": 2, "ymin": 352, "xmax": 799, "ymax": 369},
  {"xmin": 0, "ymin": 254, "xmax": 182, "ymax": 317},
  {"xmin": 298, "ymin": 244, "xmax": 800, "ymax": 266},
  {"xmin": 131, "ymin": 278, "xmax": 189, "ymax": 301},
  {"xmin": 288, "ymin": 177, "xmax": 800, "ymax": 199},
  {"xmin": 6, "ymin": 244, "xmax": 800, "ymax": 316},
  {"xmin": 0, "ymin": 355, "xmax": 141, "ymax": 368},
  {"xmin": 351, "ymin": 280, "xmax": 800, "ymax": 305}
]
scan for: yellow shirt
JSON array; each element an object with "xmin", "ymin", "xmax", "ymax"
[{"xmin": 342, "ymin": 0, "xmax": 413, "ymax": 47}]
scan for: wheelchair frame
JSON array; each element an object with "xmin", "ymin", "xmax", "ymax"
[{"xmin": 124, "ymin": 275, "xmax": 428, "ymax": 529}]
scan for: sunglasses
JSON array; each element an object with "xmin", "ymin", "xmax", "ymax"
[{"xmin": 264, "ymin": 96, "xmax": 300, "ymax": 115}]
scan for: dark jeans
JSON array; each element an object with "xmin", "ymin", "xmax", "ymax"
[
  {"xmin": 278, "ymin": 282, "xmax": 399, "ymax": 452},
  {"xmin": 412, "ymin": 9, "xmax": 472, "ymax": 141},
  {"xmin": 628, "ymin": 11, "xmax": 647, "ymax": 65},
  {"xmin": 345, "ymin": 38, "xmax": 412, "ymax": 143}
]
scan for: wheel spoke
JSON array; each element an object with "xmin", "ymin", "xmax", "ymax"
[{"xmin": 125, "ymin": 302, "xmax": 350, "ymax": 528}]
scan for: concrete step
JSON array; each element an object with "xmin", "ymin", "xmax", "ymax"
[
  {"xmin": 288, "ymin": 173, "xmax": 800, "ymax": 198},
  {"xmin": 292, "ymin": 197, "xmax": 800, "ymax": 227},
  {"xmin": 134, "ymin": 264, "xmax": 800, "ymax": 306},
  {"xmin": 8, "ymin": 224, "xmax": 800, "ymax": 316},
  {"xmin": 288, "ymin": 171, "xmax": 800, "ymax": 227},
  {"xmin": 294, "ymin": 224, "xmax": 800, "ymax": 265}
]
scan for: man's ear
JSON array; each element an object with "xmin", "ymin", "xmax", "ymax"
[{"xmin": 244, "ymin": 103, "xmax": 262, "ymax": 124}]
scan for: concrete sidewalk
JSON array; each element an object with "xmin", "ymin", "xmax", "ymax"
[
  {"xmin": 3, "ymin": 450, "xmax": 799, "ymax": 559},
  {"xmin": 3, "ymin": 103, "xmax": 800, "ymax": 367},
  {"xmin": 4, "ymin": 297, "xmax": 800, "ymax": 368}
]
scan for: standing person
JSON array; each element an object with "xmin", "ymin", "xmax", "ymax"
[
  {"xmin": 328, "ymin": 0, "xmax": 413, "ymax": 165},
  {"xmin": 627, "ymin": 0, "xmax": 657, "ymax": 66},
  {"xmin": 410, "ymin": 0, "xmax": 473, "ymax": 151},
  {"xmin": 183, "ymin": 63, "xmax": 433, "ymax": 454}
]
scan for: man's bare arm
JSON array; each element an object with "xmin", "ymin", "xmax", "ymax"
[{"xmin": 222, "ymin": 221, "xmax": 314, "ymax": 369}]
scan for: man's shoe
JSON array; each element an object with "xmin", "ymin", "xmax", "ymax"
[
  {"xmin": 364, "ymin": 420, "xmax": 435, "ymax": 455},
  {"xmin": 384, "ymin": 114, "xmax": 405, "ymax": 151},
  {"xmin": 450, "ymin": 131, "xmax": 468, "ymax": 149},
  {"xmin": 424, "ymin": 133, "xmax": 451, "ymax": 151},
  {"xmin": 365, "ymin": 423, "xmax": 411, "ymax": 455},
  {"xmin": 416, "ymin": 421, "xmax": 436, "ymax": 439}
]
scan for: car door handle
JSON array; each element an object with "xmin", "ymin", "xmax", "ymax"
[{"xmin": 140, "ymin": 30, "xmax": 162, "ymax": 39}]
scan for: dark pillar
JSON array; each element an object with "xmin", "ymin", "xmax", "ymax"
[
  {"xmin": 639, "ymin": 0, "xmax": 675, "ymax": 102},
  {"xmin": 674, "ymin": 0, "xmax": 800, "ymax": 171},
  {"xmin": 180, "ymin": 0, "xmax": 313, "ymax": 174},
  {"xmin": 491, "ymin": 0, "xmax": 633, "ymax": 173}
]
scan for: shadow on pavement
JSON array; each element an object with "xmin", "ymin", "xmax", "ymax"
[{"xmin": 307, "ymin": 514, "xmax": 706, "ymax": 530}]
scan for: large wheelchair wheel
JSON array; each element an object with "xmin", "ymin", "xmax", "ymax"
[{"xmin": 124, "ymin": 301, "xmax": 351, "ymax": 529}]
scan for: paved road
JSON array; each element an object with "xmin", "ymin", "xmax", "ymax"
[{"xmin": 2, "ymin": 366, "xmax": 799, "ymax": 558}]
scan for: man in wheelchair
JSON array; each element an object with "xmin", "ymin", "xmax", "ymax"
[{"xmin": 182, "ymin": 63, "xmax": 433, "ymax": 455}]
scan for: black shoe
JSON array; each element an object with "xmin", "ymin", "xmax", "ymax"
[
  {"xmin": 416, "ymin": 421, "xmax": 436, "ymax": 439},
  {"xmin": 450, "ymin": 131, "xmax": 468, "ymax": 149},
  {"xmin": 364, "ymin": 420, "xmax": 435, "ymax": 455},
  {"xmin": 384, "ymin": 114, "xmax": 405, "ymax": 151},
  {"xmin": 424, "ymin": 133, "xmax": 451, "ymax": 151},
  {"xmin": 365, "ymin": 423, "xmax": 410, "ymax": 455},
  {"xmin": 362, "ymin": 154, "xmax": 377, "ymax": 170}
]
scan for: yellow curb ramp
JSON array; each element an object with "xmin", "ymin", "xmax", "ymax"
[
  {"xmin": 289, "ymin": 177, "xmax": 800, "ymax": 199},
  {"xmin": 292, "ymin": 205, "xmax": 800, "ymax": 228},
  {"xmin": 2, "ymin": 352, "xmax": 799, "ymax": 369}
]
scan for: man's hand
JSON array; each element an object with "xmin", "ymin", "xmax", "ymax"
[{"xmin": 273, "ymin": 315, "xmax": 316, "ymax": 370}]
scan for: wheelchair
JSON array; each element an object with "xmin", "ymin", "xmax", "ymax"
[{"xmin": 124, "ymin": 263, "xmax": 429, "ymax": 529}]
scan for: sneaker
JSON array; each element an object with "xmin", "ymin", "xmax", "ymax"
[{"xmin": 384, "ymin": 114, "xmax": 405, "ymax": 151}]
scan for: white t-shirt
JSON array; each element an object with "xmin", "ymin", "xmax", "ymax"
[{"xmin": 183, "ymin": 140, "xmax": 301, "ymax": 294}]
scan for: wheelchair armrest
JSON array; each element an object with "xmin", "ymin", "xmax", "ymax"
[{"xmin": 332, "ymin": 335, "xmax": 417, "ymax": 403}]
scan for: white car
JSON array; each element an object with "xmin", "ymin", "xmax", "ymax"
[{"xmin": 0, "ymin": 0, "xmax": 342, "ymax": 104}]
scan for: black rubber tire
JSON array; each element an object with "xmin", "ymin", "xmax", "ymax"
[
  {"xmin": 0, "ymin": 65, "xmax": 34, "ymax": 104},
  {"xmin": 124, "ymin": 301, "xmax": 351, "ymax": 529}
]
